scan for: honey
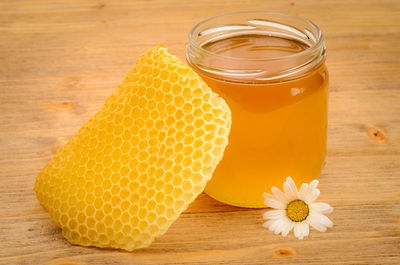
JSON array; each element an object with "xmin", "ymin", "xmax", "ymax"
[{"xmin": 187, "ymin": 12, "xmax": 329, "ymax": 208}]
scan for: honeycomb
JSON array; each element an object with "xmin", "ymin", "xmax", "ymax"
[{"xmin": 34, "ymin": 45, "xmax": 231, "ymax": 251}]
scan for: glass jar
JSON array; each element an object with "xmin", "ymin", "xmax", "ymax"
[{"xmin": 186, "ymin": 11, "xmax": 328, "ymax": 208}]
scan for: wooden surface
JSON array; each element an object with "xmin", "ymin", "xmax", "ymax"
[{"xmin": 1, "ymin": 0, "xmax": 399, "ymax": 264}]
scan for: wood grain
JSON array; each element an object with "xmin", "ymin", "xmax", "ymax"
[{"xmin": 1, "ymin": 0, "xmax": 399, "ymax": 264}]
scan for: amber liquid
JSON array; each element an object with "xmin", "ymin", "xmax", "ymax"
[{"xmin": 189, "ymin": 35, "xmax": 328, "ymax": 208}]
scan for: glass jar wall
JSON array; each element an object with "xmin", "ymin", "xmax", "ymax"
[{"xmin": 186, "ymin": 12, "xmax": 328, "ymax": 208}]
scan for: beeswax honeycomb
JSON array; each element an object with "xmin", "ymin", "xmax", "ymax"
[{"xmin": 34, "ymin": 45, "xmax": 231, "ymax": 251}]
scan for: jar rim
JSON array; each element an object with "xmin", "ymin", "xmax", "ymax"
[{"xmin": 188, "ymin": 10, "xmax": 324, "ymax": 62}]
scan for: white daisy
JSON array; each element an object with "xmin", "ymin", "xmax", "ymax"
[{"xmin": 263, "ymin": 177, "xmax": 333, "ymax": 240}]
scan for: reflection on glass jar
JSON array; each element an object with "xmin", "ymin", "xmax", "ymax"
[{"xmin": 187, "ymin": 11, "xmax": 328, "ymax": 208}]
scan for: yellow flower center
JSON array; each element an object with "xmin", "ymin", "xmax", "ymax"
[{"xmin": 286, "ymin": 199, "xmax": 309, "ymax": 222}]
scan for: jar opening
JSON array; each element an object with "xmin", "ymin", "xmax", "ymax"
[{"xmin": 186, "ymin": 11, "xmax": 326, "ymax": 82}]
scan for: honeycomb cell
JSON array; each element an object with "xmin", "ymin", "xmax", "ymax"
[
  {"xmin": 164, "ymin": 171, "xmax": 174, "ymax": 182},
  {"xmin": 96, "ymin": 222, "xmax": 106, "ymax": 233},
  {"xmin": 160, "ymin": 70, "xmax": 169, "ymax": 80},
  {"xmin": 169, "ymin": 72, "xmax": 179, "ymax": 83},
  {"xmin": 112, "ymin": 149, "xmax": 122, "ymax": 160},
  {"xmin": 155, "ymin": 119, "xmax": 164, "ymax": 130},
  {"xmin": 164, "ymin": 94, "xmax": 173, "ymax": 104},
  {"xmin": 87, "ymin": 217, "xmax": 96, "ymax": 228},
  {"xmin": 114, "ymin": 125, "xmax": 123, "ymax": 135},
  {"xmin": 95, "ymin": 209, "xmax": 104, "ymax": 220},
  {"xmin": 34, "ymin": 45, "xmax": 231, "ymax": 251},
  {"xmin": 122, "ymin": 224, "xmax": 131, "ymax": 234},
  {"xmin": 182, "ymin": 181, "xmax": 192, "ymax": 190},
  {"xmin": 145, "ymin": 119, "xmax": 154, "ymax": 129},
  {"xmin": 154, "ymin": 90, "xmax": 164, "ymax": 101}
]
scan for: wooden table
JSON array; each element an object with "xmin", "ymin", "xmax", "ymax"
[{"xmin": 1, "ymin": 0, "xmax": 399, "ymax": 264}]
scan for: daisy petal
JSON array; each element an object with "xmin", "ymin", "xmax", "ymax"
[
  {"xmin": 298, "ymin": 183, "xmax": 309, "ymax": 200},
  {"xmin": 303, "ymin": 221, "xmax": 310, "ymax": 238},
  {"xmin": 275, "ymin": 218, "xmax": 290, "ymax": 235},
  {"xmin": 294, "ymin": 222, "xmax": 306, "ymax": 240},
  {"xmin": 268, "ymin": 219, "xmax": 281, "ymax": 232},
  {"xmin": 305, "ymin": 188, "xmax": 320, "ymax": 203},
  {"xmin": 281, "ymin": 219, "xmax": 294, "ymax": 237},
  {"xmin": 263, "ymin": 209, "xmax": 286, "ymax": 220},
  {"xmin": 274, "ymin": 222, "xmax": 284, "ymax": 235},
  {"xmin": 311, "ymin": 202, "xmax": 333, "ymax": 214},
  {"xmin": 309, "ymin": 179, "xmax": 319, "ymax": 190},
  {"xmin": 314, "ymin": 213, "xmax": 333, "ymax": 228},
  {"xmin": 299, "ymin": 183, "xmax": 308, "ymax": 193},
  {"xmin": 283, "ymin": 184, "xmax": 297, "ymax": 201},
  {"xmin": 285, "ymin": 177, "xmax": 298, "ymax": 194},
  {"xmin": 308, "ymin": 213, "xmax": 333, "ymax": 232},
  {"xmin": 264, "ymin": 198, "xmax": 286, "ymax": 209},
  {"xmin": 271, "ymin": 186, "xmax": 288, "ymax": 204},
  {"xmin": 263, "ymin": 192, "xmax": 274, "ymax": 200},
  {"xmin": 262, "ymin": 219, "xmax": 275, "ymax": 229},
  {"xmin": 308, "ymin": 218, "xmax": 327, "ymax": 232}
]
